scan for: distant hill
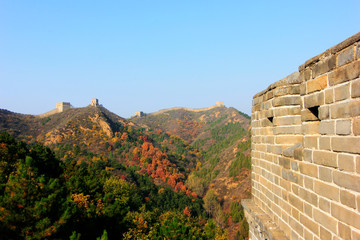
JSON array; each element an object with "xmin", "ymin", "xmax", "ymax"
[
  {"xmin": 0, "ymin": 103, "xmax": 252, "ymax": 239},
  {"xmin": 131, "ymin": 105, "xmax": 252, "ymax": 235}
]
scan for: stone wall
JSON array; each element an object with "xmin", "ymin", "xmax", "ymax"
[{"xmin": 242, "ymin": 32, "xmax": 360, "ymax": 239}]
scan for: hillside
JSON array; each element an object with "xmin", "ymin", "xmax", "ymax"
[
  {"xmin": 0, "ymin": 104, "xmax": 251, "ymax": 239},
  {"xmin": 131, "ymin": 106, "xmax": 252, "ymax": 236}
]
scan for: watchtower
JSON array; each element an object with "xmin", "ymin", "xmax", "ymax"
[
  {"xmin": 56, "ymin": 102, "xmax": 71, "ymax": 112},
  {"xmin": 91, "ymin": 98, "xmax": 99, "ymax": 107}
]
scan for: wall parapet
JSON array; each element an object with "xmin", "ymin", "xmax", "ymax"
[{"xmin": 243, "ymin": 31, "xmax": 360, "ymax": 240}]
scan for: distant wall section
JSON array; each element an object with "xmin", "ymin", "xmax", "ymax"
[{"xmin": 242, "ymin": 32, "xmax": 360, "ymax": 239}]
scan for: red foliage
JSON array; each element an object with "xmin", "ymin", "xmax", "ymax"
[{"xmin": 183, "ymin": 206, "xmax": 191, "ymax": 217}]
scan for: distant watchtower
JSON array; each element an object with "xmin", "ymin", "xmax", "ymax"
[
  {"xmin": 56, "ymin": 102, "xmax": 71, "ymax": 112},
  {"xmin": 135, "ymin": 111, "xmax": 144, "ymax": 117},
  {"xmin": 216, "ymin": 101, "xmax": 224, "ymax": 107},
  {"xmin": 91, "ymin": 98, "xmax": 99, "ymax": 107}
]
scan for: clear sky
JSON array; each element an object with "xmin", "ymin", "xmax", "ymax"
[{"xmin": 0, "ymin": 0, "xmax": 359, "ymax": 118}]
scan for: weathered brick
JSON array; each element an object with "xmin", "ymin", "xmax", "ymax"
[
  {"xmin": 279, "ymin": 157, "xmax": 291, "ymax": 169},
  {"xmin": 338, "ymin": 222, "xmax": 351, "ymax": 240},
  {"xmin": 289, "ymin": 216, "xmax": 303, "ymax": 236},
  {"xmin": 313, "ymin": 208, "xmax": 338, "ymax": 233},
  {"xmin": 334, "ymin": 83, "xmax": 350, "ymax": 101},
  {"xmin": 302, "ymin": 122, "xmax": 319, "ymax": 134},
  {"xmin": 336, "ymin": 119, "xmax": 352, "ymax": 135},
  {"xmin": 354, "ymin": 117, "xmax": 360, "ymax": 136},
  {"xmin": 332, "ymin": 136, "xmax": 360, "ymax": 154},
  {"xmin": 313, "ymin": 150, "xmax": 337, "ymax": 168},
  {"xmin": 340, "ymin": 189, "xmax": 356, "ymax": 209},
  {"xmin": 314, "ymin": 180, "xmax": 339, "ymax": 201},
  {"xmin": 299, "ymin": 187, "xmax": 318, "ymax": 206},
  {"xmin": 357, "ymin": 156, "xmax": 360, "ymax": 174},
  {"xmin": 304, "ymin": 92, "xmax": 324, "ymax": 108},
  {"xmin": 304, "ymin": 136, "xmax": 318, "ymax": 149},
  {"xmin": 273, "ymin": 96, "xmax": 300, "ymax": 106},
  {"xmin": 319, "ymin": 197, "xmax": 331, "ymax": 213},
  {"xmin": 307, "ymin": 75, "xmax": 327, "ymax": 94},
  {"xmin": 328, "ymin": 60, "xmax": 360, "ymax": 86},
  {"xmin": 357, "ymin": 42, "xmax": 360, "ymax": 59},
  {"xmin": 294, "ymin": 148, "xmax": 303, "ymax": 161},
  {"xmin": 289, "ymin": 193, "xmax": 303, "ymax": 211},
  {"xmin": 331, "ymin": 202, "xmax": 360, "ymax": 229},
  {"xmin": 303, "ymin": 149, "xmax": 312, "ymax": 162},
  {"xmin": 299, "ymin": 162, "xmax": 318, "ymax": 178},
  {"xmin": 273, "ymin": 116, "xmax": 301, "ymax": 126},
  {"xmin": 319, "ymin": 120, "xmax": 335, "ymax": 135},
  {"xmin": 319, "ymin": 105, "xmax": 329, "ymax": 120},
  {"xmin": 325, "ymin": 88, "xmax": 334, "ymax": 104},
  {"xmin": 300, "ymin": 82, "xmax": 306, "ymax": 96},
  {"xmin": 333, "ymin": 170, "xmax": 360, "ymax": 192},
  {"xmin": 274, "ymin": 126, "xmax": 302, "ymax": 135},
  {"xmin": 352, "ymin": 79, "xmax": 360, "ymax": 98},
  {"xmin": 338, "ymin": 153, "xmax": 355, "ymax": 172},
  {"xmin": 274, "ymin": 106, "xmax": 301, "ymax": 117},
  {"xmin": 352, "ymin": 230, "xmax": 360, "ymax": 240},
  {"xmin": 320, "ymin": 226, "xmax": 332, "ymax": 240},
  {"xmin": 301, "ymin": 109, "xmax": 319, "ymax": 121},
  {"xmin": 331, "ymin": 100, "xmax": 360, "ymax": 119},
  {"xmin": 273, "ymin": 85, "xmax": 300, "ymax": 97},
  {"xmin": 276, "ymin": 136, "xmax": 303, "ymax": 145},
  {"xmin": 319, "ymin": 136, "xmax": 331, "ymax": 150},
  {"xmin": 318, "ymin": 166, "xmax": 332, "ymax": 182},
  {"xmin": 338, "ymin": 46, "xmax": 355, "ymax": 67},
  {"xmin": 312, "ymin": 55, "xmax": 336, "ymax": 79}
]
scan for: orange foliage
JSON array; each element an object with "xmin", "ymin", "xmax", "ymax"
[{"xmin": 183, "ymin": 206, "xmax": 191, "ymax": 217}]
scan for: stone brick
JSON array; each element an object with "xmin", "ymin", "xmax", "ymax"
[
  {"xmin": 319, "ymin": 197, "xmax": 331, "ymax": 213},
  {"xmin": 314, "ymin": 180, "xmax": 339, "ymax": 201},
  {"xmin": 320, "ymin": 226, "xmax": 332, "ymax": 240},
  {"xmin": 299, "ymin": 162, "xmax": 318, "ymax": 178},
  {"xmin": 331, "ymin": 202, "xmax": 360, "ymax": 229},
  {"xmin": 354, "ymin": 117, "xmax": 360, "ymax": 136},
  {"xmin": 279, "ymin": 157, "xmax": 291, "ymax": 169},
  {"xmin": 357, "ymin": 42, "xmax": 360, "ymax": 59},
  {"xmin": 319, "ymin": 120, "xmax": 335, "ymax": 135},
  {"xmin": 273, "ymin": 116, "xmax": 301, "ymax": 126},
  {"xmin": 352, "ymin": 79, "xmax": 360, "ymax": 98},
  {"xmin": 300, "ymin": 82, "xmax": 306, "ymax": 96},
  {"xmin": 274, "ymin": 126, "xmax": 302, "ymax": 135},
  {"xmin": 325, "ymin": 88, "xmax": 334, "ymax": 104},
  {"xmin": 299, "ymin": 187, "xmax": 318, "ymax": 206},
  {"xmin": 333, "ymin": 170, "xmax": 360, "ymax": 192},
  {"xmin": 276, "ymin": 136, "xmax": 303, "ymax": 145},
  {"xmin": 318, "ymin": 105, "xmax": 329, "ymax": 120},
  {"xmin": 332, "ymin": 136, "xmax": 360, "ymax": 154},
  {"xmin": 318, "ymin": 166, "xmax": 332, "ymax": 182},
  {"xmin": 289, "ymin": 193, "xmax": 303, "ymax": 211},
  {"xmin": 338, "ymin": 46, "xmax": 354, "ymax": 67},
  {"xmin": 330, "ymin": 100, "xmax": 360, "ymax": 119},
  {"xmin": 334, "ymin": 83, "xmax": 350, "ymax": 101},
  {"xmin": 302, "ymin": 122, "xmax": 319, "ymax": 135},
  {"xmin": 294, "ymin": 148, "xmax": 303, "ymax": 161},
  {"xmin": 289, "ymin": 216, "xmax": 303, "ymax": 236},
  {"xmin": 303, "ymin": 149, "xmax": 312, "ymax": 162},
  {"xmin": 340, "ymin": 189, "xmax": 356, "ymax": 209},
  {"xmin": 301, "ymin": 109, "xmax": 319, "ymax": 121},
  {"xmin": 353, "ymin": 231, "xmax": 360, "ymax": 240},
  {"xmin": 304, "ymin": 202, "xmax": 313, "ymax": 217},
  {"xmin": 313, "ymin": 208, "xmax": 338, "ymax": 233},
  {"xmin": 273, "ymin": 85, "xmax": 300, "ymax": 97},
  {"xmin": 338, "ymin": 154, "xmax": 354, "ymax": 172},
  {"xmin": 336, "ymin": 119, "xmax": 352, "ymax": 135},
  {"xmin": 273, "ymin": 96, "xmax": 300, "ymax": 106},
  {"xmin": 313, "ymin": 150, "xmax": 337, "ymax": 168},
  {"xmin": 304, "ymin": 92, "xmax": 324, "ymax": 108},
  {"xmin": 328, "ymin": 60, "xmax": 360, "ymax": 86},
  {"xmin": 304, "ymin": 136, "xmax": 318, "ymax": 149},
  {"xmin": 312, "ymin": 55, "xmax": 336, "ymax": 79},
  {"xmin": 274, "ymin": 106, "xmax": 300, "ymax": 117},
  {"xmin": 338, "ymin": 222, "xmax": 351, "ymax": 240},
  {"xmin": 357, "ymin": 156, "xmax": 360, "ymax": 174},
  {"xmin": 307, "ymin": 75, "xmax": 327, "ymax": 94},
  {"xmin": 319, "ymin": 136, "xmax": 331, "ymax": 150}
]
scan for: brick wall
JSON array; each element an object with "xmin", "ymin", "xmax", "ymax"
[{"xmin": 242, "ymin": 32, "xmax": 360, "ymax": 239}]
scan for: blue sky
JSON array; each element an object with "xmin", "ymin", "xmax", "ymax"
[{"xmin": 0, "ymin": 1, "xmax": 359, "ymax": 118}]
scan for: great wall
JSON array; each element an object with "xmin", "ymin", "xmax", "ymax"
[{"xmin": 242, "ymin": 32, "xmax": 360, "ymax": 239}]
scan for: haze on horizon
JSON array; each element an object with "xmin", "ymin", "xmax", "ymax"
[{"xmin": 0, "ymin": 0, "xmax": 359, "ymax": 118}]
